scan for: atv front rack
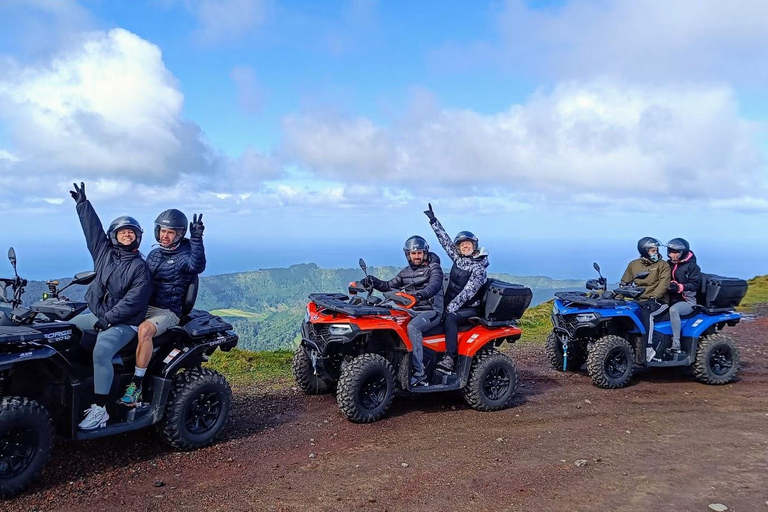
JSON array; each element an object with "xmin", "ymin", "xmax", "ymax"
[
  {"xmin": 554, "ymin": 291, "xmax": 627, "ymax": 308},
  {"xmin": 309, "ymin": 293, "xmax": 392, "ymax": 317}
]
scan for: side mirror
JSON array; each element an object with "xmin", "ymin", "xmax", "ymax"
[
  {"xmin": 8, "ymin": 247, "xmax": 16, "ymax": 267},
  {"xmin": 593, "ymin": 262, "xmax": 600, "ymax": 273},
  {"xmin": 359, "ymin": 258, "xmax": 367, "ymax": 275},
  {"xmin": 634, "ymin": 271, "xmax": 650, "ymax": 280},
  {"xmin": 72, "ymin": 270, "xmax": 97, "ymax": 285}
]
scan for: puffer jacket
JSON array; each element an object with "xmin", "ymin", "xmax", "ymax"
[
  {"xmin": 620, "ymin": 257, "xmax": 671, "ymax": 302},
  {"xmin": 376, "ymin": 252, "xmax": 444, "ymax": 314},
  {"xmin": 76, "ymin": 201, "xmax": 151, "ymax": 326},
  {"xmin": 668, "ymin": 252, "xmax": 701, "ymax": 305},
  {"xmin": 146, "ymin": 238, "xmax": 206, "ymax": 317},
  {"xmin": 430, "ymin": 218, "xmax": 489, "ymax": 314}
]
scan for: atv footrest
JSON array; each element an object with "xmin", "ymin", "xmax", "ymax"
[{"xmin": 408, "ymin": 382, "xmax": 462, "ymax": 393}]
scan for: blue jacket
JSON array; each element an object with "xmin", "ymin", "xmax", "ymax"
[
  {"xmin": 146, "ymin": 238, "xmax": 206, "ymax": 317},
  {"xmin": 76, "ymin": 201, "xmax": 152, "ymax": 327}
]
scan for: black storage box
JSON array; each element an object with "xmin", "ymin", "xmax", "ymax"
[
  {"xmin": 483, "ymin": 279, "xmax": 533, "ymax": 321},
  {"xmin": 699, "ymin": 274, "xmax": 748, "ymax": 309}
]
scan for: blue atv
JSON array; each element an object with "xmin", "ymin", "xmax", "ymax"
[{"xmin": 546, "ymin": 262, "xmax": 747, "ymax": 389}]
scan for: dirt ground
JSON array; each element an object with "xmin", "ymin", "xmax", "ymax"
[{"xmin": 6, "ymin": 314, "xmax": 768, "ymax": 512}]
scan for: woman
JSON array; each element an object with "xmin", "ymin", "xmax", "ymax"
[
  {"xmin": 69, "ymin": 182, "xmax": 152, "ymax": 430},
  {"xmin": 424, "ymin": 204, "xmax": 489, "ymax": 373},
  {"xmin": 666, "ymin": 238, "xmax": 702, "ymax": 353}
]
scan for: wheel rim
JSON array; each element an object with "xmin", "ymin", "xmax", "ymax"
[
  {"xmin": 0, "ymin": 428, "xmax": 38, "ymax": 480},
  {"xmin": 604, "ymin": 347, "xmax": 629, "ymax": 380},
  {"xmin": 359, "ymin": 373, "xmax": 388, "ymax": 410},
  {"xmin": 185, "ymin": 391, "xmax": 223, "ymax": 435},
  {"xmin": 483, "ymin": 365, "xmax": 511, "ymax": 401},
  {"xmin": 709, "ymin": 345, "xmax": 733, "ymax": 376}
]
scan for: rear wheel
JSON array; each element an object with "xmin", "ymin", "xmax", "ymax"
[
  {"xmin": 587, "ymin": 335, "xmax": 634, "ymax": 389},
  {"xmin": 693, "ymin": 334, "xmax": 740, "ymax": 385},
  {"xmin": 463, "ymin": 349, "xmax": 518, "ymax": 411},
  {"xmin": 336, "ymin": 354, "xmax": 395, "ymax": 423},
  {"xmin": 158, "ymin": 368, "xmax": 232, "ymax": 451},
  {"xmin": 292, "ymin": 345, "xmax": 334, "ymax": 394},
  {"xmin": 545, "ymin": 332, "xmax": 585, "ymax": 371},
  {"xmin": 0, "ymin": 397, "xmax": 54, "ymax": 499}
]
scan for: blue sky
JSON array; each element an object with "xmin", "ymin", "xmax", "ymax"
[{"xmin": 0, "ymin": 0, "xmax": 766, "ymax": 280}]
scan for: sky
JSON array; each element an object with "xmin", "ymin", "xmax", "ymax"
[{"xmin": 0, "ymin": 0, "xmax": 766, "ymax": 281}]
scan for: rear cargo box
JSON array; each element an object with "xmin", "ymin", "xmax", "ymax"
[
  {"xmin": 483, "ymin": 279, "xmax": 533, "ymax": 321},
  {"xmin": 700, "ymin": 274, "xmax": 748, "ymax": 309}
]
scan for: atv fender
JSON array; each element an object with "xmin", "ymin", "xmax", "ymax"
[
  {"xmin": 0, "ymin": 346, "xmax": 56, "ymax": 371},
  {"xmin": 158, "ymin": 331, "xmax": 238, "ymax": 379}
]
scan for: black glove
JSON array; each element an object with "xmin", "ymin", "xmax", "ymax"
[
  {"xmin": 361, "ymin": 276, "xmax": 379, "ymax": 289},
  {"xmin": 414, "ymin": 292, "xmax": 424, "ymax": 302},
  {"xmin": 423, "ymin": 203, "xmax": 436, "ymax": 223},
  {"xmin": 93, "ymin": 317, "xmax": 110, "ymax": 331},
  {"xmin": 668, "ymin": 281, "xmax": 682, "ymax": 293},
  {"xmin": 70, "ymin": 182, "xmax": 87, "ymax": 204},
  {"xmin": 190, "ymin": 213, "xmax": 205, "ymax": 238}
]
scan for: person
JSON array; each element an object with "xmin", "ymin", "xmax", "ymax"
[
  {"xmin": 424, "ymin": 204, "xmax": 488, "ymax": 373},
  {"xmin": 620, "ymin": 237, "xmax": 672, "ymax": 352},
  {"xmin": 666, "ymin": 238, "xmax": 701, "ymax": 353},
  {"xmin": 68, "ymin": 182, "xmax": 152, "ymax": 430},
  {"xmin": 120, "ymin": 209, "xmax": 206, "ymax": 406},
  {"xmin": 361, "ymin": 236, "xmax": 444, "ymax": 386}
]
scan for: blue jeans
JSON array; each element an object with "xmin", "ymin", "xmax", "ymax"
[
  {"xmin": 670, "ymin": 301, "xmax": 695, "ymax": 344},
  {"xmin": 406, "ymin": 311, "xmax": 441, "ymax": 376},
  {"xmin": 71, "ymin": 313, "xmax": 137, "ymax": 395}
]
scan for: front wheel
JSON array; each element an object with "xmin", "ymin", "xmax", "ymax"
[
  {"xmin": 336, "ymin": 354, "xmax": 395, "ymax": 423},
  {"xmin": 0, "ymin": 397, "xmax": 54, "ymax": 499},
  {"xmin": 545, "ymin": 332, "xmax": 585, "ymax": 371},
  {"xmin": 693, "ymin": 334, "xmax": 740, "ymax": 385},
  {"xmin": 158, "ymin": 368, "xmax": 232, "ymax": 451},
  {"xmin": 587, "ymin": 335, "xmax": 634, "ymax": 389},
  {"xmin": 463, "ymin": 349, "xmax": 518, "ymax": 411},
  {"xmin": 292, "ymin": 345, "xmax": 335, "ymax": 395}
]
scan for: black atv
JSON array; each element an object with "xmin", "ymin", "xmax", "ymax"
[{"xmin": 0, "ymin": 248, "xmax": 238, "ymax": 498}]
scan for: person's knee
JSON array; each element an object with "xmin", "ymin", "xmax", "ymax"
[{"xmin": 138, "ymin": 321, "xmax": 157, "ymax": 341}]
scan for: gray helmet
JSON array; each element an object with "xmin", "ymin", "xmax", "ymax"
[
  {"xmin": 637, "ymin": 237, "xmax": 661, "ymax": 259},
  {"xmin": 454, "ymin": 231, "xmax": 478, "ymax": 253},
  {"xmin": 403, "ymin": 235, "xmax": 429, "ymax": 264},
  {"xmin": 666, "ymin": 238, "xmax": 690, "ymax": 260},
  {"xmin": 154, "ymin": 208, "xmax": 188, "ymax": 246},
  {"xmin": 108, "ymin": 216, "xmax": 143, "ymax": 251}
]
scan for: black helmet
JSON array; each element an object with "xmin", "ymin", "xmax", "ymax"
[
  {"xmin": 154, "ymin": 208, "xmax": 188, "ymax": 246},
  {"xmin": 108, "ymin": 216, "xmax": 143, "ymax": 251},
  {"xmin": 403, "ymin": 235, "xmax": 429, "ymax": 264},
  {"xmin": 637, "ymin": 237, "xmax": 661, "ymax": 260},
  {"xmin": 666, "ymin": 238, "xmax": 690, "ymax": 260},
  {"xmin": 454, "ymin": 231, "xmax": 478, "ymax": 253}
]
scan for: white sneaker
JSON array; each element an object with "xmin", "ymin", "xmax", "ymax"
[{"xmin": 78, "ymin": 404, "xmax": 109, "ymax": 431}]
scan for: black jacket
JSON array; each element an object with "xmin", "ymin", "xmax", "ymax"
[
  {"xmin": 76, "ymin": 201, "xmax": 152, "ymax": 327},
  {"xmin": 375, "ymin": 252, "xmax": 444, "ymax": 314},
  {"xmin": 146, "ymin": 238, "xmax": 206, "ymax": 317},
  {"xmin": 668, "ymin": 252, "xmax": 702, "ymax": 305}
]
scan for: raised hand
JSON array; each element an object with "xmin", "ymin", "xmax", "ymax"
[
  {"xmin": 423, "ymin": 203, "xmax": 436, "ymax": 223},
  {"xmin": 190, "ymin": 213, "xmax": 205, "ymax": 237},
  {"xmin": 70, "ymin": 182, "xmax": 87, "ymax": 204}
]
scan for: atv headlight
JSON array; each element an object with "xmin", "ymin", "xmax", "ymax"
[
  {"xmin": 576, "ymin": 313, "xmax": 597, "ymax": 322},
  {"xmin": 328, "ymin": 324, "xmax": 353, "ymax": 336}
]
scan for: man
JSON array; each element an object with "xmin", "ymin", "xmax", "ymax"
[
  {"xmin": 69, "ymin": 182, "xmax": 152, "ymax": 430},
  {"xmin": 361, "ymin": 236, "xmax": 444, "ymax": 386},
  {"xmin": 120, "ymin": 209, "xmax": 206, "ymax": 405}
]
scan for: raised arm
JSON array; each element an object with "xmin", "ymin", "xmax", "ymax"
[
  {"xmin": 71, "ymin": 183, "xmax": 110, "ymax": 262},
  {"xmin": 179, "ymin": 214, "xmax": 207, "ymax": 274},
  {"xmin": 424, "ymin": 204, "xmax": 458, "ymax": 261}
]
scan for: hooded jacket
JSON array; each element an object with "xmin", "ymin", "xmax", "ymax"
[
  {"xmin": 375, "ymin": 252, "xmax": 444, "ymax": 314},
  {"xmin": 146, "ymin": 237, "xmax": 206, "ymax": 317},
  {"xmin": 76, "ymin": 200, "xmax": 152, "ymax": 327},
  {"xmin": 429, "ymin": 218, "xmax": 489, "ymax": 314},
  {"xmin": 668, "ymin": 252, "xmax": 701, "ymax": 305},
  {"xmin": 620, "ymin": 257, "xmax": 671, "ymax": 302}
]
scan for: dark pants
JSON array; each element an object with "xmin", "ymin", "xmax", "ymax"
[
  {"xmin": 638, "ymin": 300, "xmax": 669, "ymax": 343},
  {"xmin": 444, "ymin": 307, "xmax": 480, "ymax": 358},
  {"xmin": 407, "ymin": 310, "xmax": 441, "ymax": 376}
]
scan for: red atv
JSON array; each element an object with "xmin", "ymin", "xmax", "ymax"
[{"xmin": 292, "ymin": 259, "xmax": 533, "ymax": 423}]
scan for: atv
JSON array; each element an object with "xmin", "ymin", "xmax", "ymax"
[
  {"xmin": 292, "ymin": 259, "xmax": 533, "ymax": 423},
  {"xmin": 0, "ymin": 248, "xmax": 238, "ymax": 498},
  {"xmin": 546, "ymin": 262, "xmax": 746, "ymax": 389}
]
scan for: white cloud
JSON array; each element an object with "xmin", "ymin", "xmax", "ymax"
[
  {"xmin": 183, "ymin": 0, "xmax": 269, "ymax": 45},
  {"xmin": 492, "ymin": 0, "xmax": 768, "ymax": 84},
  {"xmin": 281, "ymin": 80, "xmax": 766, "ymax": 204}
]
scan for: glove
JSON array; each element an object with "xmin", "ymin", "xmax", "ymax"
[
  {"xmin": 361, "ymin": 276, "xmax": 380, "ymax": 289},
  {"xmin": 414, "ymin": 292, "xmax": 423, "ymax": 302},
  {"xmin": 668, "ymin": 281, "xmax": 684, "ymax": 293},
  {"xmin": 70, "ymin": 182, "xmax": 87, "ymax": 204},
  {"xmin": 423, "ymin": 203, "xmax": 436, "ymax": 223},
  {"xmin": 190, "ymin": 213, "xmax": 205, "ymax": 238},
  {"xmin": 93, "ymin": 317, "xmax": 110, "ymax": 331}
]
